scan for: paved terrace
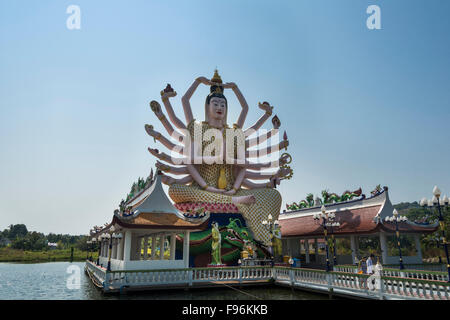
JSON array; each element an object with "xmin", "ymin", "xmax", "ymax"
[{"xmin": 85, "ymin": 261, "xmax": 449, "ymax": 300}]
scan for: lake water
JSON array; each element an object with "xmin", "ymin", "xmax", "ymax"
[{"xmin": 0, "ymin": 262, "xmax": 331, "ymax": 300}]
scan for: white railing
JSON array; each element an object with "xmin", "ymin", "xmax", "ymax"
[
  {"xmin": 100, "ymin": 266, "xmax": 273, "ymax": 291},
  {"xmin": 334, "ymin": 265, "xmax": 448, "ymax": 281},
  {"xmin": 85, "ymin": 260, "xmax": 107, "ymax": 286},
  {"xmin": 273, "ymin": 267, "xmax": 450, "ymax": 300},
  {"xmin": 85, "ymin": 261, "xmax": 449, "ymax": 300}
]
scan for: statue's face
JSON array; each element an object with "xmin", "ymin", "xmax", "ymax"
[{"xmin": 208, "ymin": 97, "xmax": 227, "ymax": 121}]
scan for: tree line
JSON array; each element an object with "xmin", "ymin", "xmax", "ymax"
[{"xmin": 0, "ymin": 224, "xmax": 92, "ymax": 251}]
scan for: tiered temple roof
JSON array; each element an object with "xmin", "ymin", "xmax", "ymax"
[
  {"xmin": 279, "ymin": 187, "xmax": 438, "ymax": 238},
  {"xmin": 91, "ymin": 172, "xmax": 208, "ymax": 237}
]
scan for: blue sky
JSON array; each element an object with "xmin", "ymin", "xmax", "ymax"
[{"xmin": 1, "ymin": 0, "xmax": 449, "ymax": 234}]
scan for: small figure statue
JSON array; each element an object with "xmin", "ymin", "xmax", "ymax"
[{"xmin": 211, "ymin": 222, "xmax": 222, "ymax": 265}]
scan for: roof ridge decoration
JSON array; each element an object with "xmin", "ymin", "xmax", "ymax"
[
  {"xmin": 280, "ymin": 187, "xmax": 387, "ymax": 217},
  {"xmin": 286, "ymin": 187, "xmax": 363, "ymax": 211},
  {"xmin": 117, "ymin": 172, "xmax": 186, "ymax": 221}
]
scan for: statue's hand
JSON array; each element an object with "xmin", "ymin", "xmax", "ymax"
[
  {"xmin": 161, "ymin": 91, "xmax": 177, "ymax": 100},
  {"xmin": 145, "ymin": 124, "xmax": 161, "ymax": 140},
  {"xmin": 222, "ymin": 82, "xmax": 237, "ymax": 89},
  {"xmin": 269, "ymin": 176, "xmax": 281, "ymax": 188},
  {"xmin": 224, "ymin": 189, "xmax": 236, "ymax": 196},
  {"xmin": 278, "ymin": 166, "xmax": 292, "ymax": 179},
  {"xmin": 161, "ymin": 175, "xmax": 176, "ymax": 186},
  {"xmin": 206, "ymin": 186, "xmax": 225, "ymax": 194},
  {"xmin": 280, "ymin": 139, "xmax": 289, "ymax": 150},
  {"xmin": 279, "ymin": 153, "xmax": 291, "ymax": 166},
  {"xmin": 258, "ymin": 101, "xmax": 273, "ymax": 114},
  {"xmin": 155, "ymin": 161, "xmax": 170, "ymax": 172}
]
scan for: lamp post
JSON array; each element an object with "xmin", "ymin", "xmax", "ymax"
[
  {"xmin": 420, "ymin": 186, "xmax": 450, "ymax": 282},
  {"xmin": 262, "ymin": 214, "xmax": 279, "ymax": 266},
  {"xmin": 106, "ymin": 226, "xmax": 115, "ymax": 272},
  {"xmin": 313, "ymin": 205, "xmax": 340, "ymax": 272},
  {"xmin": 90, "ymin": 237, "xmax": 97, "ymax": 261},
  {"xmin": 384, "ymin": 209, "xmax": 408, "ymax": 270},
  {"xmin": 86, "ymin": 240, "xmax": 91, "ymax": 260},
  {"xmin": 96, "ymin": 236, "xmax": 102, "ymax": 265}
]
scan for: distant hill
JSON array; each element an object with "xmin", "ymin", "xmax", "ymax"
[{"xmin": 393, "ymin": 201, "xmax": 448, "ymax": 226}]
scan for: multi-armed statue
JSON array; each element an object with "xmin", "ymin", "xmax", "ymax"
[{"xmin": 145, "ymin": 70, "xmax": 293, "ymax": 246}]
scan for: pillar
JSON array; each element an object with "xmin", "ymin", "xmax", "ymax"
[
  {"xmin": 112, "ymin": 238, "xmax": 117, "ymax": 259},
  {"xmin": 414, "ymin": 234, "xmax": 423, "ymax": 263},
  {"xmin": 143, "ymin": 236, "xmax": 148, "ymax": 260},
  {"xmin": 170, "ymin": 233, "xmax": 177, "ymax": 260},
  {"xmin": 160, "ymin": 234, "xmax": 166, "ymax": 260},
  {"xmin": 314, "ymin": 238, "xmax": 319, "ymax": 262},
  {"xmin": 183, "ymin": 231, "xmax": 190, "ymax": 268},
  {"xmin": 350, "ymin": 235, "xmax": 358, "ymax": 264},
  {"xmin": 379, "ymin": 232, "xmax": 388, "ymax": 264},
  {"xmin": 151, "ymin": 235, "xmax": 157, "ymax": 260},
  {"xmin": 123, "ymin": 231, "xmax": 132, "ymax": 263},
  {"xmin": 305, "ymin": 239, "xmax": 310, "ymax": 263},
  {"xmin": 118, "ymin": 236, "xmax": 124, "ymax": 260}
]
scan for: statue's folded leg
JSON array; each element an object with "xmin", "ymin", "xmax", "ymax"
[
  {"xmin": 169, "ymin": 184, "xmax": 282, "ymax": 247},
  {"xmin": 168, "ymin": 184, "xmax": 232, "ymax": 204},
  {"xmin": 235, "ymin": 188, "xmax": 282, "ymax": 246}
]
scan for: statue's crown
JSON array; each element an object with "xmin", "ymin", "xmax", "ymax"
[
  {"xmin": 211, "ymin": 69, "xmax": 222, "ymax": 84},
  {"xmin": 210, "ymin": 69, "xmax": 224, "ymax": 94}
]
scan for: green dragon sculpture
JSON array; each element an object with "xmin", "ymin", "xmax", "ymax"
[
  {"xmin": 176, "ymin": 218, "xmax": 268, "ymax": 266},
  {"xmin": 287, "ymin": 188, "xmax": 363, "ymax": 211}
]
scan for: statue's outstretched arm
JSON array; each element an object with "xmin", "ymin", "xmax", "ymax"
[
  {"xmin": 236, "ymin": 153, "xmax": 291, "ymax": 170},
  {"xmin": 160, "ymin": 91, "xmax": 187, "ymax": 130},
  {"xmin": 160, "ymin": 173, "xmax": 193, "ymax": 186},
  {"xmin": 150, "ymin": 100, "xmax": 185, "ymax": 136},
  {"xmin": 242, "ymin": 178, "xmax": 279, "ymax": 189},
  {"xmin": 223, "ymin": 82, "xmax": 248, "ymax": 129},
  {"xmin": 245, "ymin": 129, "xmax": 278, "ymax": 149},
  {"xmin": 182, "ymin": 77, "xmax": 212, "ymax": 125},
  {"xmin": 155, "ymin": 161, "xmax": 188, "ymax": 175},
  {"xmin": 245, "ymin": 166, "xmax": 291, "ymax": 180},
  {"xmin": 244, "ymin": 102, "xmax": 273, "ymax": 135},
  {"xmin": 245, "ymin": 139, "xmax": 289, "ymax": 158},
  {"xmin": 145, "ymin": 124, "xmax": 184, "ymax": 155},
  {"xmin": 148, "ymin": 148, "xmax": 186, "ymax": 165}
]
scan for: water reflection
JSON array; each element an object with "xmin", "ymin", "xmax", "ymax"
[{"xmin": 0, "ymin": 262, "xmax": 331, "ymax": 300}]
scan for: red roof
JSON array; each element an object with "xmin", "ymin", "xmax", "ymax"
[
  {"xmin": 279, "ymin": 188, "xmax": 438, "ymax": 238},
  {"xmin": 280, "ymin": 204, "xmax": 383, "ymax": 237}
]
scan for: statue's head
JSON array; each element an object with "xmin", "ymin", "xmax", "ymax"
[
  {"xmin": 205, "ymin": 85, "xmax": 227, "ymax": 126},
  {"xmin": 205, "ymin": 70, "xmax": 227, "ymax": 127}
]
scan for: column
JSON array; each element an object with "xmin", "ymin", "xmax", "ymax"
[
  {"xmin": 151, "ymin": 235, "xmax": 157, "ymax": 260},
  {"xmin": 305, "ymin": 239, "xmax": 310, "ymax": 263},
  {"xmin": 414, "ymin": 234, "xmax": 423, "ymax": 263},
  {"xmin": 112, "ymin": 238, "xmax": 116, "ymax": 259},
  {"xmin": 183, "ymin": 231, "xmax": 190, "ymax": 268},
  {"xmin": 170, "ymin": 233, "xmax": 177, "ymax": 260},
  {"xmin": 160, "ymin": 234, "xmax": 166, "ymax": 260},
  {"xmin": 143, "ymin": 236, "xmax": 148, "ymax": 260},
  {"xmin": 350, "ymin": 235, "xmax": 357, "ymax": 264},
  {"xmin": 123, "ymin": 231, "xmax": 132, "ymax": 264},
  {"xmin": 314, "ymin": 238, "xmax": 319, "ymax": 263},
  {"xmin": 379, "ymin": 232, "xmax": 388, "ymax": 264},
  {"xmin": 118, "ymin": 236, "xmax": 124, "ymax": 260},
  {"xmin": 103, "ymin": 241, "xmax": 107, "ymax": 257}
]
